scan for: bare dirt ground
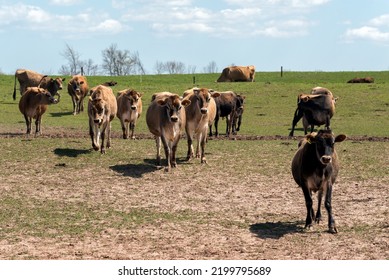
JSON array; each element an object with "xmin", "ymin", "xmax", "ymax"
[{"xmin": 0, "ymin": 128, "xmax": 388, "ymax": 260}]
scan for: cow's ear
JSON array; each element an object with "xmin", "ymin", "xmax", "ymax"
[
  {"xmin": 89, "ymin": 89, "xmax": 94, "ymax": 95},
  {"xmin": 89, "ymin": 96, "xmax": 93, "ymax": 102},
  {"xmin": 211, "ymin": 91, "xmax": 220, "ymax": 98},
  {"xmin": 62, "ymin": 78, "xmax": 66, "ymax": 82},
  {"xmin": 181, "ymin": 99, "xmax": 191, "ymax": 107},
  {"xmin": 193, "ymin": 88, "xmax": 200, "ymax": 95},
  {"xmin": 335, "ymin": 134, "xmax": 347, "ymax": 143},
  {"xmin": 306, "ymin": 134, "xmax": 316, "ymax": 144},
  {"xmin": 80, "ymin": 81, "xmax": 84, "ymax": 85}
]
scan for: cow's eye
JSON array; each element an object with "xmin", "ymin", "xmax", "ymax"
[{"xmin": 178, "ymin": 105, "xmax": 182, "ymax": 110}]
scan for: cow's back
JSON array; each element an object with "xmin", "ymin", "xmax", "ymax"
[{"xmin": 16, "ymin": 69, "xmax": 44, "ymax": 89}]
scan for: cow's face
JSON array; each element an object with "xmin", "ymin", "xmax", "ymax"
[
  {"xmin": 157, "ymin": 95, "xmax": 190, "ymax": 123},
  {"xmin": 89, "ymin": 97, "xmax": 105, "ymax": 125},
  {"xmin": 126, "ymin": 90, "xmax": 142, "ymax": 111},
  {"xmin": 39, "ymin": 88, "xmax": 59, "ymax": 104},
  {"xmin": 307, "ymin": 130, "xmax": 346, "ymax": 165},
  {"xmin": 194, "ymin": 89, "xmax": 220, "ymax": 115}
]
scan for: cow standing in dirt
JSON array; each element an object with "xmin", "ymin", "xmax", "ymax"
[
  {"xmin": 216, "ymin": 65, "xmax": 255, "ymax": 82},
  {"xmin": 116, "ymin": 89, "xmax": 143, "ymax": 139},
  {"xmin": 146, "ymin": 92, "xmax": 191, "ymax": 172},
  {"xmin": 289, "ymin": 87, "xmax": 336, "ymax": 137},
  {"xmin": 88, "ymin": 85, "xmax": 117, "ymax": 154},
  {"xmin": 291, "ymin": 129, "xmax": 346, "ymax": 233},
  {"xmin": 67, "ymin": 75, "xmax": 89, "ymax": 115},
  {"xmin": 18, "ymin": 87, "xmax": 59, "ymax": 135},
  {"xmin": 183, "ymin": 88, "xmax": 219, "ymax": 163},
  {"xmin": 13, "ymin": 69, "xmax": 65, "ymax": 100},
  {"xmin": 209, "ymin": 91, "xmax": 245, "ymax": 137}
]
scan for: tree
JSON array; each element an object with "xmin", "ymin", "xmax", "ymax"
[
  {"xmin": 164, "ymin": 61, "xmax": 186, "ymax": 74},
  {"xmin": 60, "ymin": 44, "xmax": 80, "ymax": 75},
  {"xmin": 154, "ymin": 61, "xmax": 166, "ymax": 74},
  {"xmin": 203, "ymin": 61, "xmax": 218, "ymax": 73}
]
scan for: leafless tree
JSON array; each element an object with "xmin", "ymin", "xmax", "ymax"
[
  {"xmin": 102, "ymin": 44, "xmax": 145, "ymax": 76},
  {"xmin": 203, "ymin": 61, "xmax": 218, "ymax": 73},
  {"xmin": 164, "ymin": 61, "xmax": 186, "ymax": 74},
  {"xmin": 187, "ymin": 65, "xmax": 197, "ymax": 74},
  {"xmin": 60, "ymin": 44, "xmax": 80, "ymax": 75},
  {"xmin": 154, "ymin": 61, "xmax": 166, "ymax": 74},
  {"xmin": 80, "ymin": 59, "xmax": 99, "ymax": 76}
]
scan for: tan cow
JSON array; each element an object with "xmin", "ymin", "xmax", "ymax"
[
  {"xmin": 146, "ymin": 92, "xmax": 191, "ymax": 172},
  {"xmin": 88, "ymin": 85, "xmax": 117, "ymax": 154},
  {"xmin": 116, "ymin": 89, "xmax": 143, "ymax": 139},
  {"xmin": 216, "ymin": 65, "xmax": 255, "ymax": 82},
  {"xmin": 18, "ymin": 87, "xmax": 59, "ymax": 135},
  {"xmin": 183, "ymin": 88, "xmax": 219, "ymax": 163},
  {"xmin": 67, "ymin": 75, "xmax": 89, "ymax": 115},
  {"xmin": 13, "ymin": 69, "xmax": 65, "ymax": 100}
]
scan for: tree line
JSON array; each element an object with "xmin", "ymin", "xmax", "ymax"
[{"xmin": 60, "ymin": 44, "xmax": 219, "ymax": 76}]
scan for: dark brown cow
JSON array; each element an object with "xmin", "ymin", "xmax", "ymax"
[
  {"xmin": 13, "ymin": 69, "xmax": 65, "ymax": 100},
  {"xmin": 209, "ymin": 91, "xmax": 245, "ymax": 137},
  {"xmin": 289, "ymin": 87, "xmax": 336, "ymax": 137},
  {"xmin": 67, "ymin": 75, "xmax": 89, "ymax": 115},
  {"xmin": 146, "ymin": 92, "xmax": 191, "ymax": 172},
  {"xmin": 292, "ymin": 130, "xmax": 346, "ymax": 233},
  {"xmin": 18, "ymin": 87, "xmax": 59, "ymax": 135},
  {"xmin": 183, "ymin": 88, "xmax": 219, "ymax": 163},
  {"xmin": 347, "ymin": 77, "xmax": 374, "ymax": 83},
  {"xmin": 116, "ymin": 89, "xmax": 143, "ymax": 139},
  {"xmin": 216, "ymin": 65, "xmax": 255, "ymax": 82},
  {"xmin": 88, "ymin": 85, "xmax": 117, "ymax": 154}
]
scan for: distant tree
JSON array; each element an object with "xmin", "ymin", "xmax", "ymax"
[
  {"xmin": 203, "ymin": 61, "xmax": 218, "ymax": 73},
  {"xmin": 154, "ymin": 61, "xmax": 166, "ymax": 74},
  {"xmin": 187, "ymin": 65, "xmax": 197, "ymax": 74},
  {"xmin": 60, "ymin": 44, "xmax": 80, "ymax": 75},
  {"xmin": 164, "ymin": 61, "xmax": 186, "ymax": 74},
  {"xmin": 101, "ymin": 44, "xmax": 144, "ymax": 76},
  {"xmin": 80, "ymin": 59, "xmax": 99, "ymax": 76}
]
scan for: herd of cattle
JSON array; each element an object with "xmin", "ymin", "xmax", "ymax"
[{"xmin": 13, "ymin": 66, "xmax": 348, "ymax": 233}]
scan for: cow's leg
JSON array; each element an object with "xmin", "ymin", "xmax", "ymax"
[
  {"xmin": 72, "ymin": 96, "xmax": 77, "ymax": 115},
  {"xmin": 214, "ymin": 116, "xmax": 219, "ymax": 137},
  {"xmin": 209, "ymin": 124, "xmax": 213, "ymax": 137},
  {"xmin": 237, "ymin": 115, "xmax": 242, "ymax": 132},
  {"xmin": 302, "ymin": 186, "xmax": 315, "ymax": 230},
  {"xmin": 325, "ymin": 114, "xmax": 331, "ymax": 130},
  {"xmin": 100, "ymin": 124, "xmax": 106, "ymax": 154},
  {"xmin": 24, "ymin": 115, "xmax": 31, "ymax": 134},
  {"xmin": 289, "ymin": 108, "xmax": 303, "ymax": 137},
  {"xmin": 186, "ymin": 129, "xmax": 194, "ymax": 160},
  {"xmin": 120, "ymin": 118, "xmax": 128, "ymax": 139},
  {"xmin": 80, "ymin": 97, "xmax": 84, "ymax": 112},
  {"xmin": 35, "ymin": 115, "xmax": 41, "ymax": 136},
  {"xmin": 160, "ymin": 135, "xmax": 171, "ymax": 172},
  {"xmin": 315, "ymin": 190, "xmax": 323, "ymax": 223},
  {"xmin": 130, "ymin": 122, "xmax": 136, "ymax": 139},
  {"xmin": 155, "ymin": 137, "xmax": 161, "ymax": 165},
  {"xmin": 90, "ymin": 121, "xmax": 100, "ymax": 151},
  {"xmin": 106, "ymin": 122, "xmax": 112, "ymax": 150},
  {"xmin": 195, "ymin": 133, "xmax": 201, "ymax": 159},
  {"xmin": 200, "ymin": 132, "xmax": 207, "ymax": 164},
  {"xmin": 325, "ymin": 183, "xmax": 337, "ymax": 234},
  {"xmin": 171, "ymin": 137, "xmax": 180, "ymax": 168}
]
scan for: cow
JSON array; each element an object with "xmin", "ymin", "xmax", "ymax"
[
  {"xmin": 209, "ymin": 91, "xmax": 246, "ymax": 137},
  {"xmin": 18, "ymin": 87, "xmax": 59, "ymax": 135},
  {"xmin": 116, "ymin": 89, "xmax": 143, "ymax": 139},
  {"xmin": 88, "ymin": 85, "xmax": 117, "ymax": 154},
  {"xmin": 216, "ymin": 65, "xmax": 255, "ymax": 82},
  {"xmin": 289, "ymin": 87, "xmax": 336, "ymax": 137},
  {"xmin": 291, "ymin": 129, "xmax": 346, "ymax": 233},
  {"xmin": 13, "ymin": 69, "xmax": 65, "ymax": 100},
  {"xmin": 101, "ymin": 81, "xmax": 118, "ymax": 87},
  {"xmin": 183, "ymin": 88, "xmax": 220, "ymax": 163},
  {"xmin": 146, "ymin": 92, "xmax": 191, "ymax": 172},
  {"xmin": 67, "ymin": 75, "xmax": 89, "ymax": 115},
  {"xmin": 347, "ymin": 77, "xmax": 374, "ymax": 83}
]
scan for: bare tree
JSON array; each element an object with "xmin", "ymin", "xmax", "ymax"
[
  {"xmin": 203, "ymin": 61, "xmax": 218, "ymax": 73},
  {"xmin": 60, "ymin": 44, "xmax": 80, "ymax": 75},
  {"xmin": 164, "ymin": 61, "xmax": 186, "ymax": 74},
  {"xmin": 154, "ymin": 61, "xmax": 166, "ymax": 74},
  {"xmin": 80, "ymin": 59, "xmax": 99, "ymax": 76},
  {"xmin": 187, "ymin": 65, "xmax": 197, "ymax": 74},
  {"xmin": 102, "ymin": 44, "xmax": 144, "ymax": 76}
]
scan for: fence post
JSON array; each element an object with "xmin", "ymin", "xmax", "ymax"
[{"xmin": 280, "ymin": 66, "xmax": 283, "ymax": 77}]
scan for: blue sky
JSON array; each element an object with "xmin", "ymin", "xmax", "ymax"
[{"xmin": 1, "ymin": 0, "xmax": 389, "ymax": 74}]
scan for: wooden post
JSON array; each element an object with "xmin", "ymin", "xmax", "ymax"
[
  {"xmin": 193, "ymin": 75, "xmax": 196, "ymax": 85},
  {"xmin": 81, "ymin": 67, "xmax": 84, "ymax": 76},
  {"xmin": 281, "ymin": 66, "xmax": 283, "ymax": 77}
]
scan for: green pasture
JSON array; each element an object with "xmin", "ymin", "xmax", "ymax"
[{"xmin": 0, "ymin": 71, "xmax": 388, "ymax": 137}]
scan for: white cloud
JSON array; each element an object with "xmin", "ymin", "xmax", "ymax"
[
  {"xmin": 49, "ymin": 0, "xmax": 80, "ymax": 5},
  {"xmin": 369, "ymin": 14, "xmax": 389, "ymax": 26},
  {"xmin": 344, "ymin": 14, "xmax": 389, "ymax": 42},
  {"xmin": 93, "ymin": 19, "xmax": 124, "ymax": 33}
]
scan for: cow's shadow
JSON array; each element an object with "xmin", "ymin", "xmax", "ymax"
[
  {"xmin": 50, "ymin": 112, "xmax": 73, "ymax": 117},
  {"xmin": 110, "ymin": 160, "xmax": 157, "ymax": 178},
  {"xmin": 54, "ymin": 148, "xmax": 91, "ymax": 158},
  {"xmin": 249, "ymin": 221, "xmax": 304, "ymax": 239}
]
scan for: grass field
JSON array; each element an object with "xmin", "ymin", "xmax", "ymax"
[{"xmin": 0, "ymin": 72, "xmax": 388, "ymax": 259}]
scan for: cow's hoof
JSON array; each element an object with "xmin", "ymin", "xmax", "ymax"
[
  {"xmin": 328, "ymin": 226, "xmax": 338, "ymax": 234},
  {"xmin": 201, "ymin": 158, "xmax": 207, "ymax": 164}
]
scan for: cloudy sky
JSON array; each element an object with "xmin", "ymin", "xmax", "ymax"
[{"xmin": 1, "ymin": 0, "xmax": 389, "ymax": 74}]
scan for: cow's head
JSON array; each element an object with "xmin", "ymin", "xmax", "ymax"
[
  {"xmin": 89, "ymin": 94, "xmax": 106, "ymax": 126},
  {"xmin": 125, "ymin": 89, "xmax": 142, "ymax": 111},
  {"xmin": 193, "ymin": 88, "xmax": 220, "ymax": 114},
  {"xmin": 306, "ymin": 130, "xmax": 346, "ymax": 165},
  {"xmin": 38, "ymin": 88, "xmax": 59, "ymax": 104},
  {"xmin": 157, "ymin": 94, "xmax": 190, "ymax": 123},
  {"xmin": 46, "ymin": 77, "xmax": 65, "ymax": 99},
  {"xmin": 70, "ymin": 77, "xmax": 85, "ymax": 100}
]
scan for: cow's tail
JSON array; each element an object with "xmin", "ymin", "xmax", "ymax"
[
  {"xmin": 12, "ymin": 73, "xmax": 17, "ymax": 100},
  {"xmin": 37, "ymin": 75, "xmax": 48, "ymax": 88}
]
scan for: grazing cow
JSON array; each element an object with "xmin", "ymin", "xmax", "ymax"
[
  {"xmin": 291, "ymin": 129, "xmax": 346, "ymax": 233},
  {"xmin": 101, "ymin": 81, "xmax": 118, "ymax": 87},
  {"xmin": 13, "ymin": 69, "xmax": 65, "ymax": 100},
  {"xmin": 116, "ymin": 89, "xmax": 143, "ymax": 139},
  {"xmin": 67, "ymin": 75, "xmax": 89, "ymax": 115},
  {"xmin": 88, "ymin": 85, "xmax": 117, "ymax": 154},
  {"xmin": 289, "ymin": 87, "xmax": 336, "ymax": 137},
  {"xmin": 216, "ymin": 65, "xmax": 255, "ymax": 82},
  {"xmin": 183, "ymin": 88, "xmax": 220, "ymax": 163},
  {"xmin": 347, "ymin": 77, "xmax": 374, "ymax": 83},
  {"xmin": 146, "ymin": 92, "xmax": 191, "ymax": 172},
  {"xmin": 18, "ymin": 87, "xmax": 59, "ymax": 135},
  {"xmin": 209, "ymin": 91, "xmax": 246, "ymax": 137}
]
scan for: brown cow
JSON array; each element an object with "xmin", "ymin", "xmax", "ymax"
[
  {"xmin": 209, "ymin": 91, "xmax": 246, "ymax": 137},
  {"xmin": 216, "ymin": 65, "xmax": 255, "ymax": 82},
  {"xmin": 13, "ymin": 69, "xmax": 65, "ymax": 100},
  {"xmin": 88, "ymin": 85, "xmax": 117, "ymax": 154},
  {"xmin": 67, "ymin": 75, "xmax": 89, "ymax": 115},
  {"xmin": 116, "ymin": 89, "xmax": 143, "ymax": 139},
  {"xmin": 291, "ymin": 130, "xmax": 346, "ymax": 233},
  {"xmin": 146, "ymin": 92, "xmax": 191, "ymax": 172},
  {"xmin": 183, "ymin": 88, "xmax": 220, "ymax": 163},
  {"xmin": 347, "ymin": 77, "xmax": 374, "ymax": 83},
  {"xmin": 18, "ymin": 87, "xmax": 59, "ymax": 135},
  {"xmin": 289, "ymin": 87, "xmax": 336, "ymax": 137}
]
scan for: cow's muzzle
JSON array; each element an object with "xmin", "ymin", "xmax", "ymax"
[
  {"xmin": 170, "ymin": 116, "xmax": 179, "ymax": 122},
  {"xmin": 320, "ymin": 155, "xmax": 332, "ymax": 164},
  {"xmin": 200, "ymin": 108, "xmax": 208, "ymax": 114},
  {"xmin": 131, "ymin": 105, "xmax": 137, "ymax": 110}
]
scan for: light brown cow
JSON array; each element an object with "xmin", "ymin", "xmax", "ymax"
[
  {"xmin": 183, "ymin": 88, "xmax": 219, "ymax": 163},
  {"xmin": 18, "ymin": 87, "xmax": 59, "ymax": 135},
  {"xmin": 88, "ymin": 85, "xmax": 117, "ymax": 154},
  {"xmin": 13, "ymin": 69, "xmax": 65, "ymax": 100},
  {"xmin": 67, "ymin": 75, "xmax": 89, "ymax": 115},
  {"xmin": 116, "ymin": 89, "xmax": 143, "ymax": 139},
  {"xmin": 216, "ymin": 65, "xmax": 255, "ymax": 82},
  {"xmin": 146, "ymin": 92, "xmax": 191, "ymax": 172}
]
